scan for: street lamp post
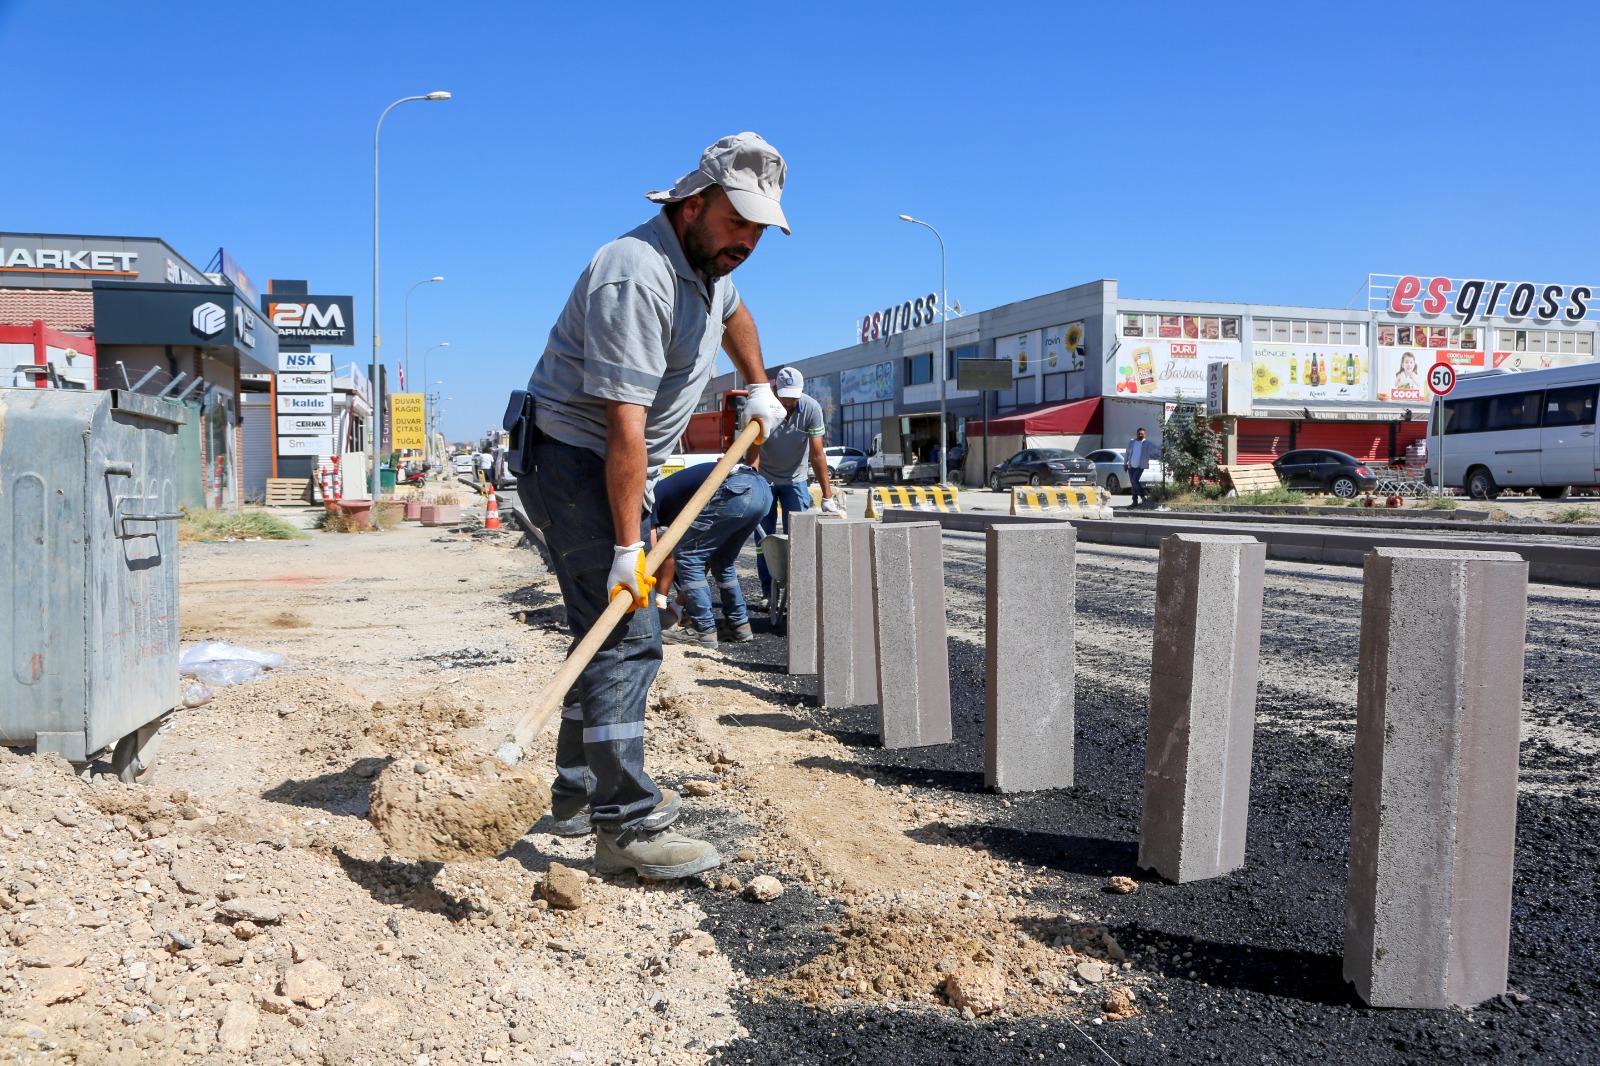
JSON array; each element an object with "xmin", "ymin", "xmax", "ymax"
[
  {"xmin": 423, "ymin": 344, "xmax": 449, "ymax": 465},
  {"xmin": 898, "ymin": 214, "xmax": 948, "ymax": 485},
  {"xmin": 371, "ymin": 90, "xmax": 450, "ymax": 502},
  {"xmin": 404, "ymin": 275, "xmax": 444, "ymax": 392}
]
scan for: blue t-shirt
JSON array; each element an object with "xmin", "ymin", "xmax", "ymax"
[{"xmin": 650, "ymin": 463, "xmax": 717, "ymax": 528}]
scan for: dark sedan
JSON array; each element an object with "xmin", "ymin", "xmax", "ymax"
[
  {"xmin": 988, "ymin": 447, "xmax": 1096, "ymax": 491},
  {"xmin": 1271, "ymin": 449, "xmax": 1378, "ymax": 498}
]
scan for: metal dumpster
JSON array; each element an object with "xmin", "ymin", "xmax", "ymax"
[{"xmin": 0, "ymin": 387, "xmax": 185, "ymax": 781}]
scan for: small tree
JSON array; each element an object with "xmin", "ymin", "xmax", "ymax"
[{"xmin": 1159, "ymin": 403, "xmax": 1223, "ymax": 487}]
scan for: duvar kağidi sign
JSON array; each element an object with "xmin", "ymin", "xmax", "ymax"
[{"xmin": 389, "ymin": 393, "xmax": 426, "ymax": 450}]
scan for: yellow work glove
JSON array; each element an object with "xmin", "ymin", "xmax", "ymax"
[{"xmin": 608, "ymin": 542, "xmax": 655, "ymax": 610}]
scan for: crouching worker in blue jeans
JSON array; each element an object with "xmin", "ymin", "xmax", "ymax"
[{"xmin": 651, "ymin": 462, "xmax": 772, "ymax": 648}]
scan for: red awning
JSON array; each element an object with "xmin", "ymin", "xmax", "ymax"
[{"xmin": 969, "ymin": 397, "xmax": 1102, "ymax": 438}]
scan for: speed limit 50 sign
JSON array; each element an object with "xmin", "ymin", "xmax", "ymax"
[{"xmin": 1428, "ymin": 361, "xmax": 1457, "ymax": 396}]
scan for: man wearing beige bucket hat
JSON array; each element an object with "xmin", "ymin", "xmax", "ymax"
[{"xmin": 517, "ymin": 133, "xmax": 790, "ymax": 879}]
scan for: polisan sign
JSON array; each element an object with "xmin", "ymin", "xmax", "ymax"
[{"xmin": 1370, "ymin": 274, "xmax": 1595, "ymax": 324}]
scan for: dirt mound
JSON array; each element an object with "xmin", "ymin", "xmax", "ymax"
[
  {"xmin": 368, "ymin": 738, "xmax": 549, "ymax": 861},
  {"xmin": 769, "ymin": 903, "xmax": 1135, "ymax": 1016}
]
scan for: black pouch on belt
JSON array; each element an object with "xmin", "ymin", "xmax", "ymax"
[{"xmin": 502, "ymin": 388, "xmax": 542, "ymax": 477}]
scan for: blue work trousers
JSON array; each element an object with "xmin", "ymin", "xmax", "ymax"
[
  {"xmin": 515, "ymin": 438, "xmax": 662, "ymax": 837},
  {"xmin": 1128, "ymin": 465, "xmax": 1147, "ymax": 506},
  {"xmin": 673, "ymin": 469, "xmax": 771, "ymax": 633},
  {"xmin": 756, "ymin": 477, "xmax": 812, "ymax": 593}
]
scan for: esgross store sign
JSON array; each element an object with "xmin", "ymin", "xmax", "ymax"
[
  {"xmin": 857, "ymin": 293, "xmax": 938, "ymax": 343},
  {"xmin": 1370, "ymin": 274, "xmax": 1595, "ymax": 323}
]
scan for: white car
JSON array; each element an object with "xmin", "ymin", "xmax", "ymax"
[
  {"xmin": 822, "ymin": 445, "xmax": 870, "ymax": 482},
  {"xmin": 1083, "ymin": 448, "xmax": 1166, "ymax": 494},
  {"xmin": 451, "ymin": 455, "xmax": 475, "ymax": 476}
]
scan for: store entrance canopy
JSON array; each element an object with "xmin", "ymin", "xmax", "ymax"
[
  {"xmin": 1250, "ymin": 402, "xmax": 1428, "ymax": 423},
  {"xmin": 969, "ymin": 396, "xmax": 1103, "ymax": 437}
]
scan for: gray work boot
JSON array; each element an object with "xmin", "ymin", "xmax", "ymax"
[
  {"xmin": 593, "ymin": 826, "xmax": 722, "ymax": 879},
  {"xmin": 549, "ymin": 789, "xmax": 682, "ymax": 838},
  {"xmin": 716, "ymin": 620, "xmax": 754, "ymax": 644},
  {"xmin": 663, "ymin": 625, "xmax": 718, "ymax": 647}
]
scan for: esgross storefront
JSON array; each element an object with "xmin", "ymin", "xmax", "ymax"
[
  {"xmin": 703, "ymin": 271, "xmax": 1598, "ymax": 478},
  {"xmin": 0, "ymin": 233, "xmax": 276, "ymax": 509}
]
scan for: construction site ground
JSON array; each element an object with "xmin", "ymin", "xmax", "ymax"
[{"xmin": 3, "ymin": 513, "xmax": 1597, "ymax": 1065}]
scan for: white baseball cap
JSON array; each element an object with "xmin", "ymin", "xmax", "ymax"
[
  {"xmin": 774, "ymin": 366, "xmax": 804, "ymax": 398},
  {"xmin": 646, "ymin": 132, "xmax": 790, "ymax": 235}
]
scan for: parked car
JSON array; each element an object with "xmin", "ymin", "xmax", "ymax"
[
  {"xmin": 1271, "ymin": 449, "xmax": 1378, "ymax": 498},
  {"xmin": 988, "ymin": 448, "xmax": 1096, "ymax": 491},
  {"xmin": 823, "ymin": 446, "xmax": 869, "ymax": 479},
  {"xmin": 1082, "ymin": 448, "xmax": 1166, "ymax": 494},
  {"xmin": 832, "ymin": 453, "xmax": 871, "ymax": 483},
  {"xmin": 451, "ymin": 454, "xmax": 475, "ymax": 476}
]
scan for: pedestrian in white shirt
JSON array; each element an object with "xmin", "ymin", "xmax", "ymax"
[{"xmin": 1125, "ymin": 427, "xmax": 1151, "ymax": 508}]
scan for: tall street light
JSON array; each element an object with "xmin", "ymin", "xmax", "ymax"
[
  {"xmin": 404, "ymin": 275, "xmax": 444, "ymax": 393},
  {"xmin": 424, "ymin": 343, "xmax": 449, "ymax": 463},
  {"xmin": 898, "ymin": 214, "xmax": 949, "ymax": 485},
  {"xmin": 371, "ymin": 90, "xmax": 450, "ymax": 502}
]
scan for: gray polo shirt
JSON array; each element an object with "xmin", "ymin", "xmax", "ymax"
[
  {"xmin": 758, "ymin": 393, "xmax": 825, "ymax": 484},
  {"xmin": 529, "ymin": 213, "xmax": 741, "ymax": 485}
]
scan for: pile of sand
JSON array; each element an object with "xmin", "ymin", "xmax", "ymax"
[{"xmin": 368, "ymin": 737, "xmax": 549, "ymax": 862}]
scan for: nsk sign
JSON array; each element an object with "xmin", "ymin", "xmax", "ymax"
[
  {"xmin": 265, "ymin": 295, "xmax": 355, "ymax": 344},
  {"xmin": 1374, "ymin": 274, "xmax": 1595, "ymax": 324}
]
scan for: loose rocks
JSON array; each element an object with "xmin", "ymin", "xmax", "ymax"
[
  {"xmin": 216, "ymin": 897, "xmax": 285, "ymax": 923},
  {"xmin": 1106, "ymin": 875, "xmax": 1139, "ymax": 894},
  {"xmin": 542, "ymin": 863, "xmax": 586, "ymax": 910},
  {"xmin": 944, "ymin": 964, "xmax": 1007, "ymax": 1015},
  {"xmin": 744, "ymin": 875, "xmax": 784, "ymax": 902},
  {"xmin": 280, "ymin": 959, "xmax": 341, "ymax": 1008},
  {"xmin": 368, "ymin": 739, "xmax": 551, "ymax": 862}
]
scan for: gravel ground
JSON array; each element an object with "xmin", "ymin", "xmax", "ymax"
[{"xmin": 704, "ymin": 534, "xmax": 1600, "ymax": 1066}]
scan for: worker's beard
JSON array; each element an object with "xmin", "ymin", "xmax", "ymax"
[{"xmin": 682, "ymin": 214, "xmax": 751, "ymax": 279}]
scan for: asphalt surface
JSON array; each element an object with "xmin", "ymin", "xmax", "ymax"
[{"xmin": 670, "ymin": 534, "xmax": 1600, "ymax": 1066}]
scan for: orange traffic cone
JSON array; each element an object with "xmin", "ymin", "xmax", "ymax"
[{"xmin": 484, "ymin": 491, "xmax": 501, "ymax": 530}]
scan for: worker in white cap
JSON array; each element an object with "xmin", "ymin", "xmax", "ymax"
[
  {"xmin": 753, "ymin": 365, "xmax": 839, "ymax": 601},
  {"xmin": 518, "ymin": 133, "xmax": 790, "ymax": 880}
]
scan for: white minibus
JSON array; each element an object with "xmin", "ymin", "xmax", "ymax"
[{"xmin": 1428, "ymin": 363, "xmax": 1600, "ymax": 500}]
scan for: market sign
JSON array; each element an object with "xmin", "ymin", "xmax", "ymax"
[
  {"xmin": 1369, "ymin": 274, "xmax": 1595, "ymax": 324},
  {"xmin": 857, "ymin": 292, "xmax": 938, "ymax": 344},
  {"xmin": 264, "ymin": 295, "xmax": 355, "ymax": 344},
  {"xmin": 390, "ymin": 393, "xmax": 426, "ymax": 449}
]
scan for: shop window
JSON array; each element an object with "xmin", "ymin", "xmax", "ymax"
[
  {"xmin": 1271, "ymin": 320, "xmax": 1290, "ymax": 342},
  {"xmin": 1257, "ymin": 318, "xmax": 1364, "ymax": 347},
  {"xmin": 1343, "ymin": 323, "xmax": 1364, "ymax": 344},
  {"xmin": 1496, "ymin": 327, "xmax": 1591, "ymax": 354},
  {"xmin": 1016, "ymin": 378, "xmax": 1037, "ymax": 405},
  {"xmin": 948, "ymin": 344, "xmax": 977, "ymax": 380},
  {"xmin": 1043, "ymin": 373, "xmax": 1066, "ymax": 402},
  {"xmin": 1291, "ymin": 321, "xmax": 1308, "ymax": 343},
  {"xmin": 1309, "ymin": 321, "xmax": 1327, "ymax": 344},
  {"xmin": 1252, "ymin": 320, "xmax": 1271, "ymax": 342},
  {"xmin": 904, "ymin": 352, "xmax": 933, "ymax": 386},
  {"xmin": 1118, "ymin": 312, "xmax": 1239, "ymax": 339}
]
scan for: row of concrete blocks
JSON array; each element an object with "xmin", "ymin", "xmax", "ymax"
[{"xmin": 784, "ymin": 514, "xmax": 1528, "ymax": 1011}]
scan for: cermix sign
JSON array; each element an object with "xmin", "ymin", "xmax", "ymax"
[{"xmin": 1371, "ymin": 274, "xmax": 1595, "ymax": 324}]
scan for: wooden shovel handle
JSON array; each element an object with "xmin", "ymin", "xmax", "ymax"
[{"xmin": 503, "ymin": 419, "xmax": 765, "ymax": 757}]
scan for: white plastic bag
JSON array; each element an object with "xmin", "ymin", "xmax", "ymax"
[{"xmin": 179, "ymin": 641, "xmax": 283, "ymax": 687}]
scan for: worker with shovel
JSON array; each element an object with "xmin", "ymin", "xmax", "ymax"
[{"xmin": 517, "ymin": 134, "xmax": 790, "ymax": 880}]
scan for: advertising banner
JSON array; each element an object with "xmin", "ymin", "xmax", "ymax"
[
  {"xmin": 277, "ymin": 393, "xmax": 332, "ymax": 416},
  {"xmin": 389, "ymin": 393, "xmax": 426, "ymax": 450},
  {"xmin": 1207, "ymin": 361, "xmax": 1252, "ymax": 416},
  {"xmin": 278, "ymin": 351, "xmax": 332, "ymax": 373},
  {"xmin": 1248, "ymin": 344, "xmax": 1371, "ymax": 402},
  {"xmin": 1113, "ymin": 338, "xmax": 1241, "ymax": 400},
  {"xmin": 996, "ymin": 330, "xmax": 1041, "ymax": 377},
  {"xmin": 277, "ymin": 435, "xmax": 334, "ymax": 458},
  {"xmin": 1041, "ymin": 322, "xmax": 1086, "ymax": 372},
  {"xmin": 1489, "ymin": 350, "xmax": 1597, "ymax": 373},
  {"xmin": 840, "ymin": 361, "xmax": 894, "ymax": 405},
  {"xmin": 277, "ymin": 415, "xmax": 333, "ymax": 436},
  {"xmin": 276, "ymin": 371, "xmax": 332, "ymax": 393},
  {"xmin": 1374, "ymin": 349, "xmax": 1484, "ymax": 404}
]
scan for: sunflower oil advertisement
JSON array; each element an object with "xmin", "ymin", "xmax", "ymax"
[
  {"xmin": 1249, "ymin": 345, "xmax": 1371, "ymax": 402},
  {"xmin": 1042, "ymin": 321, "xmax": 1087, "ymax": 371}
]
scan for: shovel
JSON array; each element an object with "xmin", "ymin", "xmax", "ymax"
[{"xmin": 493, "ymin": 418, "xmax": 764, "ymax": 767}]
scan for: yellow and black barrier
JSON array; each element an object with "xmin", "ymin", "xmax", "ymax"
[
  {"xmin": 865, "ymin": 483, "xmax": 962, "ymax": 520},
  {"xmin": 1010, "ymin": 485, "xmax": 1112, "ymax": 518}
]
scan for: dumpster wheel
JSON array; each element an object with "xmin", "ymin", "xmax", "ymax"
[{"xmin": 112, "ymin": 717, "xmax": 169, "ymax": 785}]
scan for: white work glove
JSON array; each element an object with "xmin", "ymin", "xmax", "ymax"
[
  {"xmin": 819, "ymin": 496, "xmax": 843, "ymax": 516},
  {"xmin": 607, "ymin": 542, "xmax": 655, "ymax": 611},
  {"xmin": 744, "ymin": 382, "xmax": 786, "ymax": 445}
]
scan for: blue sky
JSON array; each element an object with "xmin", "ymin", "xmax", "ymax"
[{"xmin": 3, "ymin": 0, "xmax": 1595, "ymax": 441}]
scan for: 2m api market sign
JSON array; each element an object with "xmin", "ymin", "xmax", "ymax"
[
  {"xmin": 263, "ymin": 295, "xmax": 355, "ymax": 344},
  {"xmin": 1369, "ymin": 274, "xmax": 1595, "ymax": 324}
]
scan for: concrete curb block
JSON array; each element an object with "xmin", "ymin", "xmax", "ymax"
[{"xmin": 879, "ymin": 510, "xmax": 1600, "ymax": 587}]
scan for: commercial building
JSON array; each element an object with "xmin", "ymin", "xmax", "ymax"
[
  {"xmin": 703, "ymin": 273, "xmax": 1597, "ymax": 482},
  {"xmin": 0, "ymin": 233, "xmax": 277, "ymax": 509}
]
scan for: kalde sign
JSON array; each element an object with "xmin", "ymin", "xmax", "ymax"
[{"xmin": 1373, "ymin": 274, "xmax": 1594, "ymax": 324}]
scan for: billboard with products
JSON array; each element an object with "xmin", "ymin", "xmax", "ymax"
[
  {"xmin": 1249, "ymin": 344, "xmax": 1370, "ymax": 402},
  {"xmin": 1113, "ymin": 338, "xmax": 1241, "ymax": 400}
]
